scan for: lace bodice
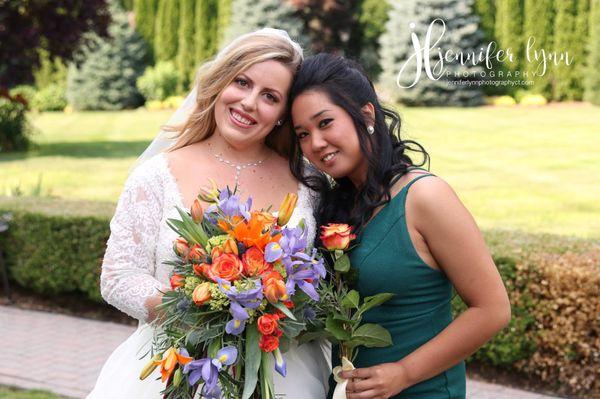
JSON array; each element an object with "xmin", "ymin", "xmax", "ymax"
[{"xmin": 100, "ymin": 153, "xmax": 318, "ymax": 322}]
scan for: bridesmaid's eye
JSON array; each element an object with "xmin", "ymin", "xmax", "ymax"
[
  {"xmin": 296, "ymin": 131, "xmax": 308, "ymax": 140},
  {"xmin": 318, "ymin": 118, "xmax": 332, "ymax": 128}
]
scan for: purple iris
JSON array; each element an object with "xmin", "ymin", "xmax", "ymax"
[
  {"xmin": 218, "ymin": 188, "xmax": 252, "ymax": 220},
  {"xmin": 183, "ymin": 346, "xmax": 238, "ymax": 396},
  {"xmin": 217, "ymin": 279, "xmax": 264, "ymax": 336}
]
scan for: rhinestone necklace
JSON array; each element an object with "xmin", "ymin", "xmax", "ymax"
[{"xmin": 211, "ymin": 149, "xmax": 270, "ymax": 188}]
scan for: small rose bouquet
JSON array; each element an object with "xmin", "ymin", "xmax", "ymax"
[
  {"xmin": 300, "ymin": 223, "xmax": 394, "ymax": 399},
  {"xmin": 139, "ymin": 182, "xmax": 325, "ymax": 399}
]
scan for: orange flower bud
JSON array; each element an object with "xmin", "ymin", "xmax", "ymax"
[
  {"xmin": 169, "ymin": 274, "xmax": 185, "ymax": 290},
  {"xmin": 197, "ymin": 178, "xmax": 220, "ymax": 203},
  {"xmin": 192, "ymin": 282, "xmax": 212, "ymax": 306},
  {"xmin": 173, "ymin": 237, "xmax": 189, "ymax": 258},
  {"xmin": 186, "ymin": 244, "xmax": 207, "ymax": 263},
  {"xmin": 319, "ymin": 223, "xmax": 357, "ymax": 251},
  {"xmin": 277, "ymin": 193, "xmax": 298, "ymax": 226},
  {"xmin": 191, "ymin": 198, "xmax": 203, "ymax": 223},
  {"xmin": 222, "ymin": 237, "xmax": 239, "ymax": 255},
  {"xmin": 263, "ymin": 272, "xmax": 287, "ymax": 303}
]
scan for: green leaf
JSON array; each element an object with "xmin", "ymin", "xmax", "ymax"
[
  {"xmin": 334, "ymin": 249, "xmax": 345, "ymax": 259},
  {"xmin": 280, "ymin": 318, "xmax": 306, "ymax": 338},
  {"xmin": 325, "ymin": 315, "xmax": 351, "ymax": 341},
  {"xmin": 208, "ymin": 337, "xmax": 221, "ymax": 358},
  {"xmin": 271, "ymin": 302, "xmax": 297, "ymax": 321},
  {"xmin": 351, "ymin": 323, "xmax": 393, "ymax": 348},
  {"xmin": 341, "ymin": 290, "xmax": 360, "ymax": 309},
  {"xmin": 260, "ymin": 351, "xmax": 275, "ymax": 399},
  {"xmin": 296, "ymin": 330, "xmax": 335, "ymax": 345},
  {"xmin": 334, "ymin": 253, "xmax": 351, "ymax": 272},
  {"xmin": 242, "ymin": 324, "xmax": 261, "ymax": 399},
  {"xmin": 358, "ymin": 293, "xmax": 394, "ymax": 315}
]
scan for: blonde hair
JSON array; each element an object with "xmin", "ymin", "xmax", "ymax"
[{"xmin": 165, "ymin": 29, "xmax": 303, "ymax": 157}]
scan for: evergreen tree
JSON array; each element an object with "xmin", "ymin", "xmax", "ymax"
[
  {"xmin": 67, "ymin": 5, "xmax": 147, "ymax": 110},
  {"xmin": 154, "ymin": 0, "xmax": 179, "ymax": 61},
  {"xmin": 553, "ymin": 0, "xmax": 579, "ymax": 100},
  {"xmin": 177, "ymin": 0, "xmax": 196, "ymax": 92},
  {"xmin": 523, "ymin": 0, "xmax": 554, "ymax": 97},
  {"xmin": 355, "ymin": 0, "xmax": 391, "ymax": 79},
  {"xmin": 571, "ymin": 0, "xmax": 590, "ymax": 100},
  {"xmin": 585, "ymin": 0, "xmax": 600, "ymax": 105},
  {"xmin": 379, "ymin": 0, "xmax": 484, "ymax": 106},
  {"xmin": 473, "ymin": 0, "xmax": 495, "ymax": 41},
  {"xmin": 134, "ymin": 0, "xmax": 158, "ymax": 51},
  {"xmin": 195, "ymin": 0, "xmax": 220, "ymax": 64},
  {"xmin": 217, "ymin": 0, "xmax": 232, "ymax": 48},
  {"xmin": 495, "ymin": 0, "xmax": 524, "ymax": 75},
  {"xmin": 224, "ymin": 0, "xmax": 310, "ymax": 51}
]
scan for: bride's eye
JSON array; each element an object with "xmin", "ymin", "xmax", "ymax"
[
  {"xmin": 235, "ymin": 78, "xmax": 249, "ymax": 87},
  {"xmin": 264, "ymin": 92, "xmax": 279, "ymax": 103},
  {"xmin": 318, "ymin": 118, "xmax": 332, "ymax": 129}
]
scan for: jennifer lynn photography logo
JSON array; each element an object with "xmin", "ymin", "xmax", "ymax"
[{"xmin": 397, "ymin": 18, "xmax": 574, "ymax": 88}]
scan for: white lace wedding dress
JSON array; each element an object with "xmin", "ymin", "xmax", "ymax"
[{"xmin": 87, "ymin": 153, "xmax": 331, "ymax": 399}]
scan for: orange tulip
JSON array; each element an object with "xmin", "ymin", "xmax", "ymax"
[
  {"xmin": 191, "ymin": 198, "xmax": 203, "ymax": 223},
  {"xmin": 222, "ymin": 237, "xmax": 239, "ymax": 255},
  {"xmin": 186, "ymin": 244, "xmax": 207, "ymax": 263},
  {"xmin": 192, "ymin": 282, "xmax": 212, "ymax": 306},
  {"xmin": 173, "ymin": 237, "xmax": 189, "ymax": 258},
  {"xmin": 169, "ymin": 274, "xmax": 185, "ymax": 290},
  {"xmin": 263, "ymin": 271, "xmax": 287, "ymax": 302},
  {"xmin": 154, "ymin": 347, "xmax": 192, "ymax": 382},
  {"xmin": 277, "ymin": 193, "xmax": 298, "ymax": 226},
  {"xmin": 320, "ymin": 223, "xmax": 356, "ymax": 251}
]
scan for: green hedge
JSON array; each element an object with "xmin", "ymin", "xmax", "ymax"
[{"xmin": 0, "ymin": 197, "xmax": 597, "ymax": 397}]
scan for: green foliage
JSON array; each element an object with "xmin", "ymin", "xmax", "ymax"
[
  {"xmin": 9, "ymin": 85, "xmax": 36, "ymax": 106},
  {"xmin": 32, "ymin": 49, "xmax": 68, "ymax": 90},
  {"xmin": 523, "ymin": 0, "xmax": 554, "ymax": 97},
  {"xmin": 473, "ymin": 0, "xmax": 495, "ymax": 40},
  {"xmin": 379, "ymin": 0, "xmax": 485, "ymax": 106},
  {"xmin": 553, "ymin": 0, "xmax": 582, "ymax": 100},
  {"xmin": 134, "ymin": 0, "xmax": 159, "ymax": 54},
  {"xmin": 176, "ymin": 0, "xmax": 196, "ymax": 92},
  {"xmin": 0, "ymin": 96, "xmax": 31, "ymax": 152},
  {"xmin": 356, "ymin": 0, "xmax": 391, "ymax": 79},
  {"xmin": 31, "ymin": 84, "xmax": 67, "ymax": 112},
  {"xmin": 216, "ymin": 0, "xmax": 232, "ymax": 48},
  {"xmin": 494, "ymin": 0, "xmax": 524, "ymax": 75},
  {"xmin": 585, "ymin": 0, "xmax": 600, "ymax": 104},
  {"xmin": 137, "ymin": 61, "xmax": 180, "ymax": 102},
  {"xmin": 224, "ymin": 0, "xmax": 310, "ymax": 50},
  {"xmin": 0, "ymin": 386, "xmax": 68, "ymax": 399},
  {"xmin": 194, "ymin": 0, "xmax": 220, "ymax": 70},
  {"xmin": 154, "ymin": 0, "xmax": 180, "ymax": 61},
  {"xmin": 67, "ymin": 6, "xmax": 148, "ymax": 110},
  {"xmin": 0, "ymin": 209, "xmax": 110, "ymax": 303}
]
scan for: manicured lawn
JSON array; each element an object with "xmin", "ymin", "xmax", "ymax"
[
  {"xmin": 0, "ymin": 386, "xmax": 66, "ymax": 399},
  {"xmin": 1, "ymin": 104, "xmax": 598, "ymax": 238}
]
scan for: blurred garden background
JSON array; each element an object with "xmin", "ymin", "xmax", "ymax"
[{"xmin": 0, "ymin": 0, "xmax": 598, "ymax": 398}]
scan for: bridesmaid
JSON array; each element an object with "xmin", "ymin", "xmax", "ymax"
[{"xmin": 288, "ymin": 53, "xmax": 511, "ymax": 398}]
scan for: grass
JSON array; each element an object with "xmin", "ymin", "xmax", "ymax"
[
  {"xmin": 0, "ymin": 386, "xmax": 67, "ymax": 399},
  {"xmin": 0, "ymin": 104, "xmax": 598, "ymax": 238}
]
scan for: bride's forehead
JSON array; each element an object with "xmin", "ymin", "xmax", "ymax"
[{"xmin": 239, "ymin": 61, "xmax": 293, "ymax": 87}]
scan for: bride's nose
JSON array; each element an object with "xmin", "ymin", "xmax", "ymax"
[{"xmin": 240, "ymin": 90, "xmax": 258, "ymax": 112}]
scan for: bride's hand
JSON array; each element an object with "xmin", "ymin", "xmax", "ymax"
[
  {"xmin": 341, "ymin": 362, "xmax": 409, "ymax": 399},
  {"xmin": 144, "ymin": 291, "xmax": 167, "ymax": 323}
]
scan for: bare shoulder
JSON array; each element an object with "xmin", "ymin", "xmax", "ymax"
[{"xmin": 165, "ymin": 142, "xmax": 205, "ymax": 167}]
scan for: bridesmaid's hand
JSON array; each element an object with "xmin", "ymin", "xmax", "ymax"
[{"xmin": 342, "ymin": 362, "xmax": 409, "ymax": 399}]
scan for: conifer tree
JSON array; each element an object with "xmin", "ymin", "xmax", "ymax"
[
  {"xmin": 584, "ymin": 0, "xmax": 600, "ymax": 104},
  {"xmin": 217, "ymin": 0, "xmax": 232, "ymax": 48},
  {"xmin": 473, "ymin": 0, "xmax": 495, "ymax": 40},
  {"xmin": 523, "ymin": 0, "xmax": 554, "ymax": 96},
  {"xmin": 379, "ymin": 0, "xmax": 484, "ymax": 106},
  {"xmin": 134, "ymin": 0, "xmax": 158, "ymax": 51},
  {"xmin": 553, "ymin": 0, "xmax": 579, "ymax": 100},
  {"xmin": 177, "ymin": 0, "xmax": 196, "ymax": 92},
  {"xmin": 495, "ymin": 0, "xmax": 524, "ymax": 75},
  {"xmin": 195, "ymin": 0, "xmax": 220, "ymax": 64},
  {"xmin": 154, "ymin": 0, "xmax": 179, "ymax": 61}
]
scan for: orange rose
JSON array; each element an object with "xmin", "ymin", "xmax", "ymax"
[
  {"xmin": 259, "ymin": 334, "xmax": 279, "ymax": 352},
  {"xmin": 320, "ymin": 223, "xmax": 356, "ymax": 250},
  {"xmin": 257, "ymin": 314, "xmax": 279, "ymax": 335},
  {"xmin": 210, "ymin": 253, "xmax": 243, "ymax": 281},
  {"xmin": 186, "ymin": 244, "xmax": 207, "ymax": 263},
  {"xmin": 242, "ymin": 246, "xmax": 271, "ymax": 276},
  {"xmin": 169, "ymin": 274, "xmax": 185, "ymax": 289},
  {"xmin": 173, "ymin": 237, "xmax": 189, "ymax": 258},
  {"xmin": 192, "ymin": 282, "xmax": 212, "ymax": 306}
]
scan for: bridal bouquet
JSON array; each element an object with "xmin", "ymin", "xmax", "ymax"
[
  {"xmin": 139, "ymin": 182, "xmax": 325, "ymax": 399},
  {"xmin": 300, "ymin": 223, "xmax": 394, "ymax": 399}
]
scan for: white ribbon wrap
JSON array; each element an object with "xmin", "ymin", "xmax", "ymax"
[{"xmin": 331, "ymin": 356, "xmax": 355, "ymax": 399}]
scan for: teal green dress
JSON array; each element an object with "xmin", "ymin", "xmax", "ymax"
[{"xmin": 329, "ymin": 172, "xmax": 466, "ymax": 398}]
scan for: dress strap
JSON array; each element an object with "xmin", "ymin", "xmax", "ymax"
[{"xmin": 402, "ymin": 172, "xmax": 436, "ymax": 194}]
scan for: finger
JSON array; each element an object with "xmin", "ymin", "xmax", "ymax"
[
  {"xmin": 342, "ymin": 367, "xmax": 371, "ymax": 380},
  {"xmin": 347, "ymin": 389, "xmax": 380, "ymax": 399}
]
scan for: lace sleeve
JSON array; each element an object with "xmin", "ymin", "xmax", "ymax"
[{"xmin": 100, "ymin": 161, "xmax": 169, "ymax": 322}]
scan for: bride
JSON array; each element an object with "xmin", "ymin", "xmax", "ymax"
[{"xmin": 87, "ymin": 29, "xmax": 331, "ymax": 398}]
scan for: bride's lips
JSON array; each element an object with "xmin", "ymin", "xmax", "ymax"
[{"xmin": 229, "ymin": 108, "xmax": 257, "ymax": 129}]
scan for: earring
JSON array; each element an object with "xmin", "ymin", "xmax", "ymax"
[
  {"xmin": 276, "ymin": 120, "xmax": 283, "ymax": 126},
  {"xmin": 367, "ymin": 125, "xmax": 375, "ymax": 135}
]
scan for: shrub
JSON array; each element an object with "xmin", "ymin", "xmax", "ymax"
[
  {"xmin": 519, "ymin": 94, "xmax": 548, "ymax": 106},
  {"xmin": 0, "ymin": 93, "xmax": 31, "ymax": 152},
  {"xmin": 488, "ymin": 95, "xmax": 517, "ymax": 106},
  {"xmin": 9, "ymin": 85, "xmax": 36, "ymax": 106},
  {"xmin": 31, "ymin": 84, "xmax": 67, "ymax": 112},
  {"xmin": 136, "ymin": 61, "xmax": 179, "ymax": 102}
]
